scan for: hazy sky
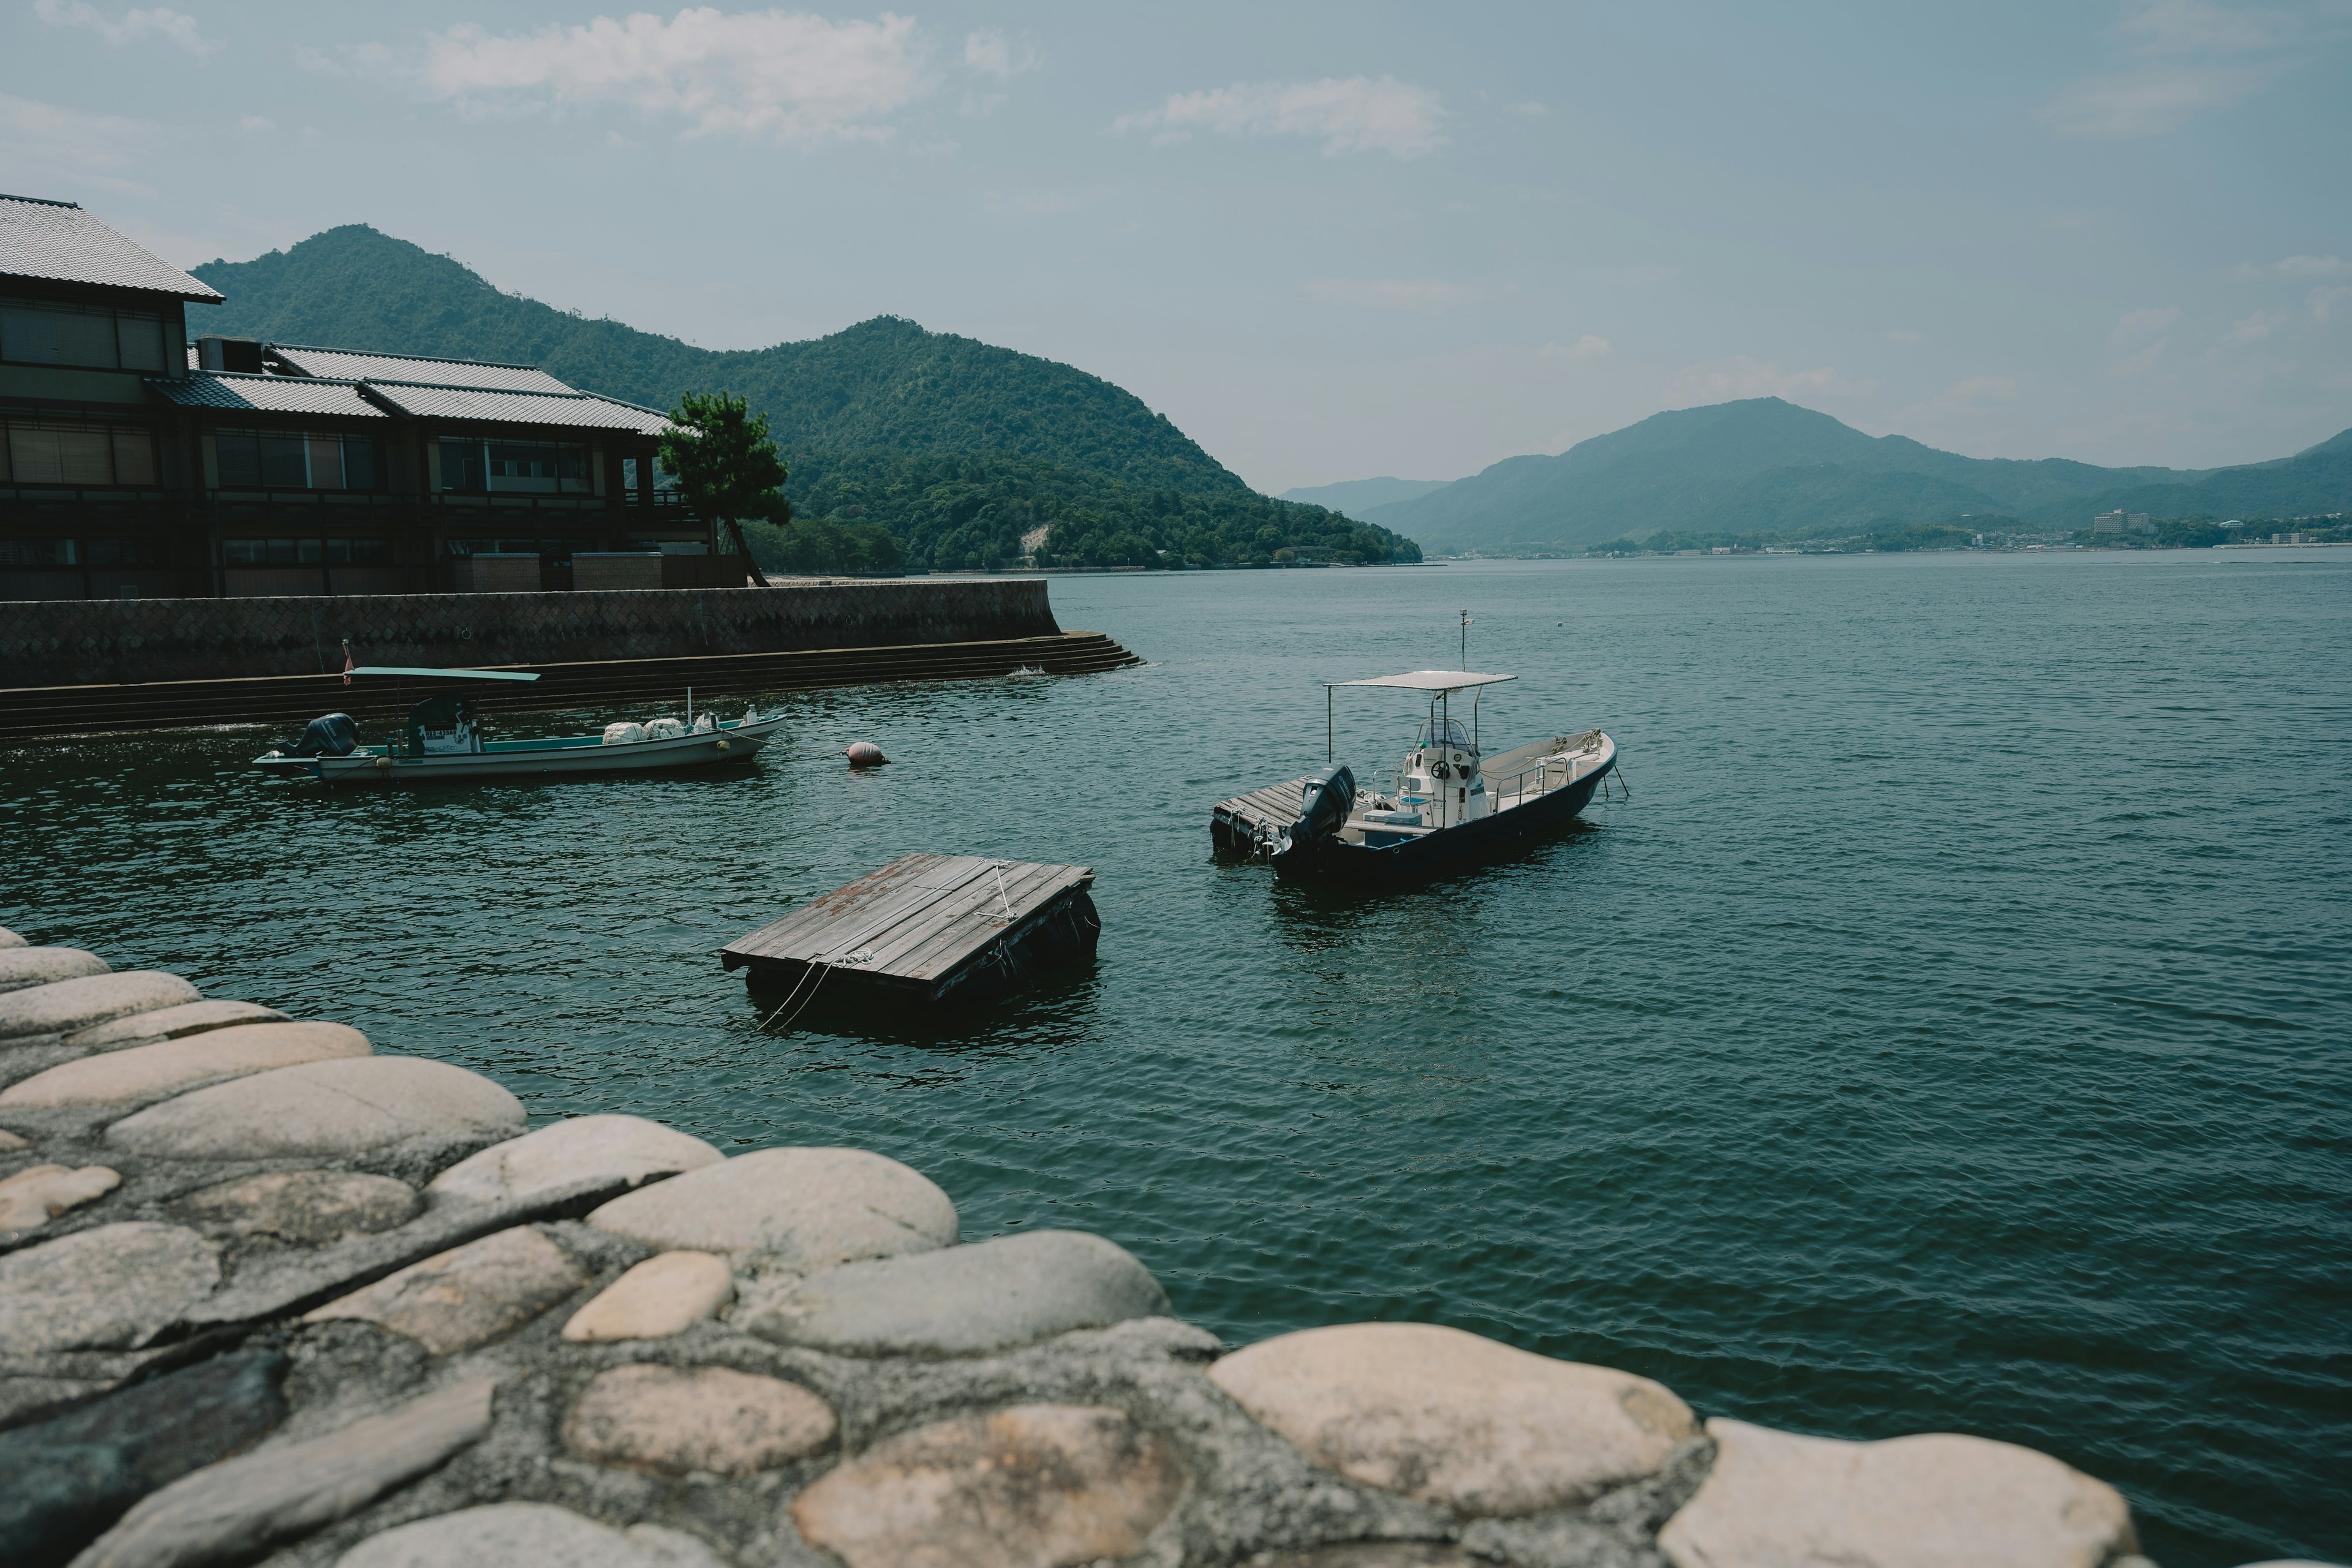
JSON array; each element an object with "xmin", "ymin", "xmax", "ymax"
[{"xmin": 6, "ymin": 1, "xmax": 2348, "ymax": 490}]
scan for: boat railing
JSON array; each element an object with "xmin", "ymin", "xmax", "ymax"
[{"xmin": 1488, "ymin": 731, "xmax": 1607, "ymax": 809}]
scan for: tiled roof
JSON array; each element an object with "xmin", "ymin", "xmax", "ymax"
[
  {"xmin": 148, "ymin": 371, "xmax": 388, "ymax": 418},
  {"xmin": 0, "ymin": 194, "xmax": 223, "ymax": 301},
  {"xmin": 270, "ymin": 344, "xmax": 573, "ymax": 394},
  {"xmin": 360, "ymin": 380, "xmax": 671, "ymax": 434}
]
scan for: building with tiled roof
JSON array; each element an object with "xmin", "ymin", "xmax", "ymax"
[{"xmin": 2, "ymin": 194, "xmax": 723, "ymax": 600}]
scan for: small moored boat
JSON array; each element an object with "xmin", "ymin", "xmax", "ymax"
[
  {"xmin": 252, "ymin": 666, "xmax": 789, "ymax": 784},
  {"xmin": 1210, "ymin": 668, "xmax": 1617, "ymax": 882}
]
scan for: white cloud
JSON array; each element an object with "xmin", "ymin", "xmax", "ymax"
[
  {"xmin": 1668, "ymin": 356, "xmax": 1875, "ymax": 404},
  {"xmin": 291, "ymin": 40, "xmax": 396, "ymax": 77},
  {"xmin": 1885, "ymin": 328, "xmax": 1925, "ymax": 344},
  {"xmin": 2040, "ymin": 62, "xmax": 2277, "ymax": 138},
  {"xmin": 960, "ymin": 28, "xmax": 1035, "ymax": 80},
  {"xmin": 32, "ymin": 0, "xmax": 216, "ymax": 56},
  {"xmin": 2275, "ymin": 254, "xmax": 2348, "ymax": 276},
  {"xmin": 421, "ymin": 9, "xmax": 937, "ymax": 144},
  {"xmin": 1305, "ymin": 277, "xmax": 1502, "ymax": 313},
  {"xmin": 2040, "ymin": 0, "xmax": 2302, "ymax": 138},
  {"xmin": 1115, "ymin": 76, "xmax": 1445, "ymax": 158},
  {"xmin": 1507, "ymin": 100, "xmax": 1546, "ymax": 117},
  {"xmin": 2222, "ymin": 309, "xmax": 2284, "ymax": 344},
  {"xmin": 2114, "ymin": 338, "xmax": 2170, "ymax": 376},
  {"xmin": 2110, "ymin": 306, "xmax": 2181, "ymax": 347},
  {"xmin": 1566, "ymin": 334, "xmax": 1611, "ymax": 359},
  {"xmin": 238, "ymin": 113, "xmax": 273, "ymax": 132},
  {"xmin": 2118, "ymin": 0, "xmax": 2294, "ymax": 55},
  {"xmin": 0, "ymin": 92, "xmax": 156, "ymax": 196},
  {"xmin": 2306, "ymin": 285, "xmax": 2352, "ymax": 322}
]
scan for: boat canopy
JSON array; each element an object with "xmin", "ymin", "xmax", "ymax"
[
  {"xmin": 1331, "ymin": 670, "xmax": 1516, "ymax": 693},
  {"xmin": 349, "ymin": 666, "xmax": 541, "ymax": 682}
]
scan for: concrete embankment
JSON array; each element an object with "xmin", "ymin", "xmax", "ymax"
[
  {"xmin": 0, "ymin": 924, "xmax": 2272, "ymax": 1567},
  {"xmin": 0, "ymin": 579, "xmax": 1137, "ymax": 741}
]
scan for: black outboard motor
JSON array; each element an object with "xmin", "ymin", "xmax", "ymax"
[
  {"xmin": 287, "ymin": 712, "xmax": 358, "ymax": 758},
  {"xmin": 1278, "ymin": 764, "xmax": 1355, "ymax": 855}
]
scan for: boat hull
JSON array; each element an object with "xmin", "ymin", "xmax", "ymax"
[
  {"xmin": 255, "ymin": 716, "xmax": 788, "ymax": 784},
  {"xmin": 1268, "ymin": 748, "xmax": 1615, "ymax": 884}
]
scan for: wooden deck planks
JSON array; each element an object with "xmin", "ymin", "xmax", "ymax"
[{"xmin": 721, "ymin": 852, "xmax": 1096, "ymax": 1000}]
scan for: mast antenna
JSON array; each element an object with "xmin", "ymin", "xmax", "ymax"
[{"xmin": 1460, "ymin": 609, "xmax": 1472, "ymax": 670}]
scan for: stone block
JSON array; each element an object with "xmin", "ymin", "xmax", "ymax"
[
  {"xmin": 1207, "ymin": 1322, "xmax": 1697, "ymax": 1517},
  {"xmin": 0, "ymin": 1222, "xmax": 219, "ymax": 1354},
  {"xmin": 746, "ymin": 1229, "xmax": 1168, "ymax": 1356},
  {"xmin": 304, "ymin": 1225, "xmax": 587, "ymax": 1354},
  {"xmin": 63, "ymin": 999, "xmax": 288, "ymax": 1052},
  {"xmin": 0, "ymin": 1348, "xmax": 287, "ymax": 1568},
  {"xmin": 562, "ymin": 1363, "xmax": 835, "ymax": 1476},
  {"xmin": 0, "ymin": 972, "xmax": 201, "ymax": 1042},
  {"xmin": 0, "ymin": 1162, "xmax": 119, "ymax": 1237},
  {"xmin": 427, "ymin": 1114, "xmax": 720, "ymax": 1207},
  {"xmin": 104, "ymin": 1057, "xmax": 524, "ymax": 1159},
  {"xmin": 586, "ymin": 1145, "xmax": 956, "ymax": 1268},
  {"xmin": 0, "ymin": 1022, "xmax": 369, "ymax": 1110},
  {"xmin": 0, "ymin": 947, "xmax": 110, "ymax": 993},
  {"xmin": 560, "ymin": 1251, "xmax": 733, "ymax": 1343},
  {"xmin": 333, "ymin": 1502, "xmax": 731, "ymax": 1568},
  {"xmin": 172, "ymin": 1169, "xmax": 420, "ymax": 1245},
  {"xmin": 70, "ymin": 1378, "xmax": 496, "ymax": 1568},
  {"xmin": 1654, "ymin": 1418, "xmax": 2138, "ymax": 1568},
  {"xmin": 791, "ymin": 1403, "xmax": 1185, "ymax": 1568}
]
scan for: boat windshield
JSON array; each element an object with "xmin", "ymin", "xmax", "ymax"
[{"xmin": 1417, "ymin": 718, "xmax": 1472, "ymax": 750}]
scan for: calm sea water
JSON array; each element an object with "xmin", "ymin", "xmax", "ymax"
[{"xmin": 3, "ymin": 553, "xmax": 2346, "ymax": 1565}]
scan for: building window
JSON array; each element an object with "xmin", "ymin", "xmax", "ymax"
[
  {"xmin": 88, "ymin": 538, "xmax": 165, "ymax": 567},
  {"xmin": 0, "ymin": 300, "xmax": 168, "ymax": 371},
  {"xmin": 0, "ymin": 538, "xmax": 79, "ymax": 566},
  {"xmin": 442, "ymin": 439, "xmax": 592, "ymax": 494},
  {"xmin": 223, "ymin": 537, "xmax": 393, "ymax": 567},
  {"xmin": 215, "ymin": 429, "xmax": 384, "ymax": 490},
  {"xmin": 7, "ymin": 426, "xmax": 112, "ymax": 484}
]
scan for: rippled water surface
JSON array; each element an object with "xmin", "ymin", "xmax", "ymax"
[{"xmin": 4, "ymin": 552, "xmax": 2347, "ymax": 1564}]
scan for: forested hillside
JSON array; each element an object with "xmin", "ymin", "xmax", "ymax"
[
  {"xmin": 1351, "ymin": 398, "xmax": 2294, "ymax": 552},
  {"xmin": 187, "ymin": 226, "xmax": 1419, "ymax": 570}
]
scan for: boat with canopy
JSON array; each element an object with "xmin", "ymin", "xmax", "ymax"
[
  {"xmin": 252, "ymin": 666, "xmax": 790, "ymax": 783},
  {"xmin": 1210, "ymin": 666, "xmax": 1616, "ymax": 881}
]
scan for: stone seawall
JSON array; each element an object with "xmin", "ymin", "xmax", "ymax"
[
  {"xmin": 0, "ymin": 925, "xmax": 2324, "ymax": 1568},
  {"xmin": 0, "ymin": 579, "xmax": 1060, "ymax": 689}
]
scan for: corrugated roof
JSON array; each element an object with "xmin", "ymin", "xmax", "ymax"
[
  {"xmin": 270, "ymin": 344, "xmax": 573, "ymax": 393},
  {"xmin": 360, "ymin": 380, "xmax": 670, "ymax": 434},
  {"xmin": 148, "ymin": 371, "xmax": 388, "ymax": 418},
  {"xmin": 0, "ymin": 194, "xmax": 224, "ymax": 301}
]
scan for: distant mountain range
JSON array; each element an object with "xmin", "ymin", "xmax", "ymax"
[
  {"xmin": 1341, "ymin": 398, "xmax": 2352, "ymax": 552},
  {"xmin": 1278, "ymin": 476, "xmax": 1456, "ymax": 513},
  {"xmin": 185, "ymin": 226, "xmax": 1418, "ymax": 570}
]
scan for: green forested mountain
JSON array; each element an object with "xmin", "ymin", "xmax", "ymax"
[
  {"xmin": 1279, "ymin": 476, "xmax": 1456, "ymax": 515},
  {"xmin": 186, "ymin": 225, "xmax": 1417, "ymax": 570},
  {"xmin": 1354, "ymin": 398, "xmax": 2348, "ymax": 552}
]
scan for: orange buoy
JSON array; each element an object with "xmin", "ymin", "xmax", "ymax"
[{"xmin": 845, "ymin": 741, "xmax": 889, "ymax": 767}]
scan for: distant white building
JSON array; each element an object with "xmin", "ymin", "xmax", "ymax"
[{"xmin": 2093, "ymin": 510, "xmax": 2153, "ymax": 534}]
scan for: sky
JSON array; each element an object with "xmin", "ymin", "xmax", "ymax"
[{"xmin": 4, "ymin": 0, "xmax": 2348, "ymax": 491}]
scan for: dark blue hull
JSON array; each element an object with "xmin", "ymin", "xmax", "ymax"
[{"xmin": 1268, "ymin": 759, "xmax": 1614, "ymax": 884}]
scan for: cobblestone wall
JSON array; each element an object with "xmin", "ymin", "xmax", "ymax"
[{"xmin": 1, "ymin": 580, "xmax": 1059, "ymax": 688}]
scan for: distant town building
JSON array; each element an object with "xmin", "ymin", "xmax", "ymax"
[
  {"xmin": 2092, "ymin": 510, "xmax": 2153, "ymax": 535},
  {"xmin": 2, "ymin": 193, "xmax": 722, "ymax": 600}
]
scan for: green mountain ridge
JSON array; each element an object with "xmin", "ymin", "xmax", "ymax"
[
  {"xmin": 1357, "ymin": 398, "xmax": 2350, "ymax": 551},
  {"xmin": 186, "ymin": 225, "xmax": 1418, "ymax": 570}
]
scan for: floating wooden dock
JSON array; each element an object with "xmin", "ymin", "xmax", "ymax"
[
  {"xmin": 721, "ymin": 853, "xmax": 1099, "ymax": 1006},
  {"xmin": 1210, "ymin": 777, "xmax": 1313, "ymax": 858}
]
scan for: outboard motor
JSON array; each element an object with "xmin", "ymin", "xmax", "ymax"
[
  {"xmin": 1278, "ymin": 764, "xmax": 1355, "ymax": 856},
  {"xmin": 286, "ymin": 712, "xmax": 358, "ymax": 758}
]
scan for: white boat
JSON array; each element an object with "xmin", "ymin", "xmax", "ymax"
[
  {"xmin": 252, "ymin": 666, "xmax": 789, "ymax": 784},
  {"xmin": 1211, "ymin": 668, "xmax": 1618, "ymax": 882}
]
